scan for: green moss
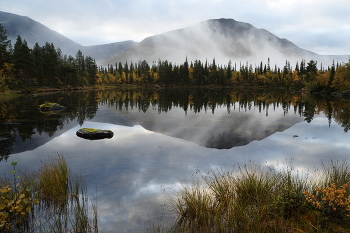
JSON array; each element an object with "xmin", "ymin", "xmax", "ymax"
[
  {"xmin": 80, "ymin": 128, "xmax": 112, "ymax": 133},
  {"xmin": 81, "ymin": 128, "xmax": 99, "ymax": 133},
  {"xmin": 39, "ymin": 102, "xmax": 59, "ymax": 109}
]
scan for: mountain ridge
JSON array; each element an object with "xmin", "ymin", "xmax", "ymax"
[
  {"xmin": 1, "ymin": 11, "xmax": 348, "ymax": 66},
  {"xmin": 0, "ymin": 11, "xmax": 83, "ymax": 52}
]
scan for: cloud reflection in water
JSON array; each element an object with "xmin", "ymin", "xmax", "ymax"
[{"xmin": 1, "ymin": 114, "xmax": 350, "ymax": 232}]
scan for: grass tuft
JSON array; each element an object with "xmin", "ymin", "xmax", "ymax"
[
  {"xmin": 38, "ymin": 155, "xmax": 69, "ymax": 206},
  {"xmin": 156, "ymin": 160, "xmax": 350, "ymax": 232},
  {"xmin": 0, "ymin": 155, "xmax": 98, "ymax": 233}
]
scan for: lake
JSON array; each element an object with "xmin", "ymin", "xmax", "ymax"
[{"xmin": 1, "ymin": 88, "xmax": 350, "ymax": 232}]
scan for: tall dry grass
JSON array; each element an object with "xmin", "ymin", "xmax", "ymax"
[
  {"xmin": 0, "ymin": 155, "xmax": 98, "ymax": 233},
  {"xmin": 157, "ymin": 160, "xmax": 350, "ymax": 233}
]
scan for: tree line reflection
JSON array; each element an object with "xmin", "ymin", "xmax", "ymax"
[
  {"xmin": 1, "ymin": 88, "xmax": 350, "ymax": 161},
  {"xmin": 0, "ymin": 91, "xmax": 99, "ymax": 161},
  {"xmin": 99, "ymin": 88, "xmax": 350, "ymax": 130}
]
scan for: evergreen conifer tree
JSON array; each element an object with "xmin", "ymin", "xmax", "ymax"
[{"xmin": 0, "ymin": 23, "xmax": 11, "ymax": 67}]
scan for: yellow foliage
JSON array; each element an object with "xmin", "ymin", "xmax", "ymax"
[
  {"xmin": 304, "ymin": 183, "xmax": 350, "ymax": 219},
  {"xmin": 332, "ymin": 66, "xmax": 347, "ymax": 90},
  {"xmin": 153, "ymin": 72, "xmax": 159, "ymax": 82},
  {"xmin": 96, "ymin": 77, "xmax": 102, "ymax": 85},
  {"xmin": 257, "ymin": 75, "xmax": 267, "ymax": 82},
  {"xmin": 292, "ymin": 70, "xmax": 300, "ymax": 82},
  {"xmin": 315, "ymin": 71, "xmax": 329, "ymax": 87},
  {"xmin": 292, "ymin": 96, "xmax": 299, "ymax": 106},
  {"xmin": 0, "ymin": 183, "xmax": 38, "ymax": 230},
  {"xmin": 0, "ymin": 63, "xmax": 15, "ymax": 91},
  {"xmin": 121, "ymin": 72, "xmax": 127, "ymax": 83},
  {"xmin": 107, "ymin": 73, "xmax": 116, "ymax": 84}
]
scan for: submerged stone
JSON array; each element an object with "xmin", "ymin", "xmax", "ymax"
[
  {"xmin": 38, "ymin": 102, "xmax": 66, "ymax": 111},
  {"xmin": 76, "ymin": 128, "xmax": 114, "ymax": 140}
]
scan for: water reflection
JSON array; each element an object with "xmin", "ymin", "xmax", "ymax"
[
  {"xmin": 0, "ymin": 89, "xmax": 350, "ymax": 232},
  {"xmin": 0, "ymin": 91, "xmax": 100, "ymax": 160},
  {"xmin": 1, "ymin": 89, "xmax": 350, "ymax": 161},
  {"xmin": 110, "ymin": 105, "xmax": 303, "ymax": 149},
  {"xmin": 97, "ymin": 89, "xmax": 350, "ymax": 149},
  {"xmin": 1, "ymin": 117, "xmax": 350, "ymax": 232}
]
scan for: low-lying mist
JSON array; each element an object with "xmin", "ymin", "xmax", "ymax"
[{"xmin": 105, "ymin": 18, "xmax": 348, "ymax": 68}]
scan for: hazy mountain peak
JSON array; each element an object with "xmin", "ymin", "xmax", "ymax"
[{"xmin": 105, "ymin": 18, "xmax": 320, "ymax": 66}]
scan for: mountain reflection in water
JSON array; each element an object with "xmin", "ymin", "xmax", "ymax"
[
  {"xmin": 113, "ymin": 105, "xmax": 303, "ymax": 149},
  {"xmin": 1, "ymin": 89, "xmax": 350, "ymax": 232}
]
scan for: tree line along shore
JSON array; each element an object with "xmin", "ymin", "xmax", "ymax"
[{"xmin": 1, "ymin": 24, "xmax": 350, "ymax": 94}]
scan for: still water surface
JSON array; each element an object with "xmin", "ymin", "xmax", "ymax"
[{"xmin": 1, "ymin": 89, "xmax": 350, "ymax": 232}]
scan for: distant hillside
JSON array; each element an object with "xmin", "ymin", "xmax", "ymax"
[
  {"xmin": 0, "ymin": 12, "xmax": 83, "ymax": 54},
  {"xmin": 105, "ymin": 18, "xmax": 348, "ymax": 67},
  {"xmin": 0, "ymin": 11, "xmax": 137, "ymax": 64},
  {"xmin": 83, "ymin": 41, "xmax": 137, "ymax": 64}
]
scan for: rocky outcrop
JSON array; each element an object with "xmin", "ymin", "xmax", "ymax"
[{"xmin": 76, "ymin": 128, "xmax": 114, "ymax": 140}]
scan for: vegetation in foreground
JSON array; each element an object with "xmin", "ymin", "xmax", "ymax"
[
  {"xmin": 2, "ymin": 154, "xmax": 350, "ymax": 232},
  {"xmin": 0, "ymin": 155, "xmax": 98, "ymax": 233},
  {"xmin": 151, "ymin": 160, "xmax": 350, "ymax": 233}
]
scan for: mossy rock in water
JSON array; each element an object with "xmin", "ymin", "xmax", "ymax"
[
  {"xmin": 76, "ymin": 128, "xmax": 114, "ymax": 140},
  {"xmin": 39, "ymin": 102, "xmax": 66, "ymax": 111}
]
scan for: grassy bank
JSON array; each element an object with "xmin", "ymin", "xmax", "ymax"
[
  {"xmin": 0, "ymin": 155, "xmax": 97, "ymax": 233},
  {"xmin": 152, "ymin": 160, "xmax": 350, "ymax": 233}
]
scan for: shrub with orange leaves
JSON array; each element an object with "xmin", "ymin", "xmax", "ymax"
[
  {"xmin": 0, "ymin": 161, "xmax": 39, "ymax": 231},
  {"xmin": 304, "ymin": 183, "xmax": 350, "ymax": 222}
]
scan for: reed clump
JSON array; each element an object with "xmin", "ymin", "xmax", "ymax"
[
  {"xmin": 38, "ymin": 155, "xmax": 69, "ymax": 205},
  {"xmin": 159, "ymin": 160, "xmax": 350, "ymax": 232},
  {"xmin": 0, "ymin": 155, "xmax": 98, "ymax": 233}
]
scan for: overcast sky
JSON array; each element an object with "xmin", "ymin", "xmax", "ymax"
[{"xmin": 1, "ymin": 0, "xmax": 350, "ymax": 55}]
